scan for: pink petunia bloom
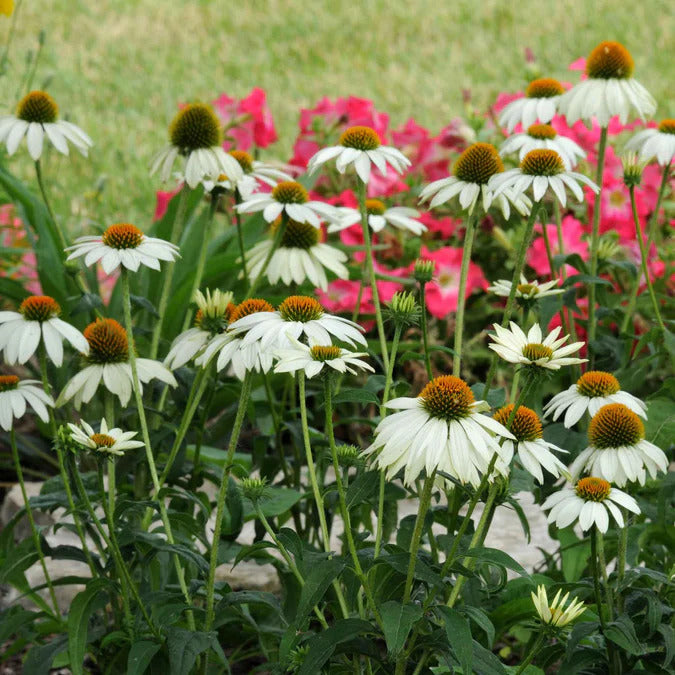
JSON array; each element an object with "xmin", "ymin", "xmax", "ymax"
[
  {"xmin": 527, "ymin": 216, "xmax": 589, "ymax": 277},
  {"xmin": 154, "ymin": 189, "xmax": 179, "ymax": 222},
  {"xmin": 211, "ymin": 88, "xmax": 277, "ymax": 151},
  {"xmin": 417, "ymin": 211, "xmax": 458, "ymax": 239},
  {"xmin": 0, "ymin": 204, "xmax": 41, "ymax": 294}
]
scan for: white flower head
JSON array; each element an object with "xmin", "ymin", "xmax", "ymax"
[
  {"xmin": 68, "ymin": 418, "xmax": 144, "ymax": 457},
  {"xmin": 56, "ymin": 318, "xmax": 177, "ymax": 409},
  {"xmin": 66, "ymin": 223, "xmax": 180, "ymax": 275},
  {"xmin": 489, "ymin": 148, "xmax": 599, "ymax": 207},
  {"xmin": 570, "ymin": 403, "xmax": 668, "ymax": 487},
  {"xmin": 542, "ymin": 476, "xmax": 640, "ymax": 533},
  {"xmin": 274, "ymin": 337, "xmax": 373, "ymax": 378},
  {"xmin": 419, "ymin": 142, "xmax": 532, "ymax": 217},
  {"xmin": 0, "ymin": 90, "xmax": 92, "ymax": 161},
  {"xmin": 0, "ymin": 295, "xmax": 88, "ymax": 367},
  {"xmin": 544, "ymin": 371, "xmax": 647, "ymax": 428},
  {"xmin": 245, "ymin": 219, "xmax": 348, "ymax": 291},
  {"xmin": 624, "ymin": 119, "xmax": 675, "ymax": 167},
  {"xmin": 558, "ymin": 41, "xmax": 656, "ymax": 127},
  {"xmin": 499, "ymin": 78, "xmax": 566, "ymax": 133},
  {"xmin": 489, "ymin": 322, "xmax": 587, "ymax": 371},
  {"xmin": 488, "ymin": 274, "xmax": 564, "ymax": 301},
  {"xmin": 150, "ymin": 102, "xmax": 244, "ymax": 189},
  {"xmin": 328, "ymin": 199, "xmax": 427, "ymax": 235},
  {"xmin": 0, "ymin": 375, "xmax": 53, "ymax": 431},
  {"xmin": 500, "ymin": 123, "xmax": 586, "ymax": 170},
  {"xmin": 364, "ymin": 375, "xmax": 516, "ymax": 488},
  {"xmin": 307, "ymin": 125, "xmax": 411, "ymax": 184},
  {"xmin": 531, "ymin": 585, "xmax": 585, "ymax": 628}
]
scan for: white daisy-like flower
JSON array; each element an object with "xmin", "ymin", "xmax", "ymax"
[
  {"xmin": 231, "ymin": 295, "xmax": 367, "ymax": 351},
  {"xmin": 195, "ymin": 299, "xmax": 276, "ymax": 380},
  {"xmin": 419, "ymin": 142, "xmax": 532, "ymax": 217},
  {"xmin": 0, "ymin": 295, "xmax": 88, "ymax": 366},
  {"xmin": 558, "ymin": 41, "xmax": 656, "ymax": 127},
  {"xmin": 624, "ymin": 119, "xmax": 675, "ymax": 166},
  {"xmin": 498, "ymin": 78, "xmax": 566, "ymax": 133},
  {"xmin": 56, "ymin": 319, "xmax": 177, "ymax": 409},
  {"xmin": 500, "ymin": 123, "xmax": 586, "ymax": 170},
  {"xmin": 164, "ymin": 289, "xmax": 234, "ymax": 369},
  {"xmin": 0, "ymin": 375, "xmax": 53, "ymax": 431},
  {"xmin": 274, "ymin": 338, "xmax": 373, "ymax": 378},
  {"xmin": 488, "ymin": 274, "xmax": 564, "ymax": 301},
  {"xmin": 569, "ymin": 403, "xmax": 668, "ymax": 487},
  {"xmin": 542, "ymin": 476, "xmax": 640, "ymax": 533},
  {"xmin": 0, "ymin": 90, "xmax": 92, "ymax": 160},
  {"xmin": 492, "ymin": 404, "xmax": 569, "ymax": 484},
  {"xmin": 363, "ymin": 375, "xmax": 516, "ymax": 487},
  {"xmin": 544, "ymin": 371, "xmax": 647, "ymax": 428},
  {"xmin": 236, "ymin": 180, "xmax": 339, "ymax": 229},
  {"xmin": 307, "ymin": 125, "xmax": 411, "ymax": 184},
  {"xmin": 68, "ymin": 418, "xmax": 144, "ymax": 457},
  {"xmin": 489, "ymin": 149, "xmax": 599, "ymax": 207},
  {"xmin": 66, "ymin": 223, "xmax": 180, "ymax": 275},
  {"xmin": 489, "ymin": 322, "xmax": 586, "ymax": 371},
  {"xmin": 531, "ymin": 585, "xmax": 586, "ymax": 628},
  {"xmin": 328, "ymin": 199, "xmax": 426, "ymax": 235},
  {"xmin": 149, "ymin": 102, "xmax": 244, "ymax": 189},
  {"xmin": 245, "ymin": 219, "xmax": 348, "ymax": 291}
]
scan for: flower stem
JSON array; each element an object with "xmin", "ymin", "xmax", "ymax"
[
  {"xmin": 245, "ymin": 212, "xmax": 288, "ymax": 299},
  {"xmin": 587, "ymin": 126, "xmax": 608, "ymax": 368},
  {"xmin": 234, "ymin": 191, "xmax": 249, "ymax": 290},
  {"xmin": 34, "ymin": 159, "xmax": 63, "ymax": 248},
  {"xmin": 120, "ymin": 268, "xmax": 195, "ymax": 630},
  {"xmin": 453, "ymin": 210, "xmax": 478, "ymax": 376},
  {"xmin": 591, "ymin": 526, "xmax": 606, "ymax": 631},
  {"xmin": 616, "ymin": 510, "xmax": 627, "ymax": 613},
  {"xmin": 515, "ymin": 633, "xmax": 546, "ymax": 675},
  {"xmin": 419, "ymin": 282, "xmax": 433, "ymax": 380},
  {"xmin": 357, "ymin": 180, "xmax": 389, "ymax": 372}
]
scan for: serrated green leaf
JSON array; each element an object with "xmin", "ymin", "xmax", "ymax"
[
  {"xmin": 380, "ymin": 601, "xmax": 422, "ymax": 657},
  {"xmin": 333, "ymin": 388, "xmax": 381, "ymax": 405},
  {"xmin": 436, "ymin": 606, "xmax": 473, "ymax": 674},
  {"xmin": 127, "ymin": 640, "xmax": 162, "ymax": 675},
  {"xmin": 68, "ymin": 578, "xmax": 109, "ymax": 675}
]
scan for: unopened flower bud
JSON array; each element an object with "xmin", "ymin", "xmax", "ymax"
[
  {"xmin": 336, "ymin": 444, "xmax": 363, "ymax": 468},
  {"xmin": 597, "ymin": 232, "xmax": 621, "ymax": 261},
  {"xmin": 54, "ymin": 424, "xmax": 78, "ymax": 455},
  {"xmin": 386, "ymin": 290, "xmax": 421, "ymax": 327},
  {"xmin": 413, "ymin": 258, "xmax": 435, "ymax": 284},
  {"xmin": 241, "ymin": 477, "xmax": 268, "ymax": 503},
  {"xmin": 622, "ymin": 152, "xmax": 645, "ymax": 188}
]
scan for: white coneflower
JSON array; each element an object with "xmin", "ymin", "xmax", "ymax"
[
  {"xmin": 419, "ymin": 142, "xmax": 531, "ymax": 217},
  {"xmin": 245, "ymin": 219, "xmax": 348, "ymax": 291},
  {"xmin": 274, "ymin": 338, "xmax": 373, "ymax": 378},
  {"xmin": 0, "ymin": 295, "xmax": 88, "ymax": 366},
  {"xmin": 149, "ymin": 103, "xmax": 244, "ymax": 188},
  {"xmin": 542, "ymin": 476, "xmax": 639, "ymax": 533},
  {"xmin": 307, "ymin": 125, "xmax": 411, "ymax": 183},
  {"xmin": 66, "ymin": 223, "xmax": 179, "ymax": 275},
  {"xmin": 499, "ymin": 124, "xmax": 586, "ymax": 170},
  {"xmin": 489, "ymin": 149, "xmax": 599, "ymax": 207},
  {"xmin": 68, "ymin": 418, "xmax": 144, "ymax": 457},
  {"xmin": 544, "ymin": 371, "xmax": 647, "ymax": 428},
  {"xmin": 57, "ymin": 319, "xmax": 177, "ymax": 409},
  {"xmin": 531, "ymin": 585, "xmax": 585, "ymax": 628},
  {"xmin": 364, "ymin": 375, "xmax": 515, "ymax": 487},
  {"xmin": 0, "ymin": 375, "xmax": 53, "ymax": 431},
  {"xmin": 328, "ymin": 199, "xmax": 427, "ymax": 235},
  {"xmin": 488, "ymin": 275, "xmax": 563, "ymax": 301},
  {"xmin": 499, "ymin": 78, "xmax": 566, "ymax": 133},
  {"xmin": 488, "ymin": 322, "xmax": 586, "ymax": 371},
  {"xmin": 570, "ymin": 403, "xmax": 667, "ymax": 487},
  {"xmin": 0, "ymin": 90, "xmax": 92, "ymax": 160},
  {"xmin": 558, "ymin": 41, "xmax": 656, "ymax": 126},
  {"xmin": 624, "ymin": 119, "xmax": 675, "ymax": 166},
  {"xmin": 492, "ymin": 404, "xmax": 569, "ymax": 484}
]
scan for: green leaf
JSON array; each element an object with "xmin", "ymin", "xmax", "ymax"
[
  {"xmin": 294, "ymin": 556, "xmax": 345, "ymax": 626},
  {"xmin": 471, "ymin": 384, "xmax": 506, "ymax": 409},
  {"xmin": 436, "ymin": 606, "xmax": 473, "ymax": 674},
  {"xmin": 644, "ymin": 398, "xmax": 675, "ymax": 446},
  {"xmin": 222, "ymin": 476, "xmax": 243, "ymax": 539},
  {"xmin": 127, "ymin": 640, "xmax": 161, "ymax": 675},
  {"xmin": 166, "ymin": 628, "xmax": 220, "ymax": 675},
  {"xmin": 0, "ymin": 276, "xmax": 30, "ymax": 303},
  {"xmin": 0, "ymin": 537, "xmax": 39, "ymax": 583},
  {"xmin": 130, "ymin": 294, "xmax": 159, "ymax": 317},
  {"xmin": 333, "ymin": 388, "xmax": 381, "ymax": 405},
  {"xmin": 24, "ymin": 635, "xmax": 69, "ymax": 674},
  {"xmin": 68, "ymin": 578, "xmax": 109, "ymax": 675},
  {"xmin": 563, "ymin": 274, "xmax": 613, "ymax": 288},
  {"xmin": 461, "ymin": 606, "xmax": 495, "ymax": 647},
  {"xmin": 220, "ymin": 590, "xmax": 284, "ymax": 618},
  {"xmin": 556, "ymin": 527, "xmax": 591, "ymax": 583},
  {"xmin": 184, "ymin": 445, "xmax": 252, "ymax": 471},
  {"xmin": 605, "ymin": 615, "xmax": 645, "ymax": 656},
  {"xmin": 461, "ymin": 547, "xmax": 530, "ymax": 579},
  {"xmin": 345, "ymin": 471, "xmax": 381, "ymax": 508},
  {"xmin": 380, "ymin": 601, "xmax": 422, "ymax": 657},
  {"xmin": 256, "ymin": 487, "xmax": 304, "ymax": 518}
]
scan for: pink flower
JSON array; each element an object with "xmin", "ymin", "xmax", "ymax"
[
  {"xmin": 154, "ymin": 189, "xmax": 179, "ymax": 221},
  {"xmin": 211, "ymin": 88, "xmax": 277, "ymax": 151},
  {"xmin": 417, "ymin": 211, "xmax": 457, "ymax": 239},
  {"xmin": 528, "ymin": 216, "xmax": 589, "ymax": 277},
  {"xmin": 0, "ymin": 204, "xmax": 41, "ymax": 294}
]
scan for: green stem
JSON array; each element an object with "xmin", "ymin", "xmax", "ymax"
[
  {"xmin": 419, "ymin": 283, "xmax": 433, "ymax": 380},
  {"xmin": 596, "ymin": 528, "xmax": 614, "ymax": 620},
  {"xmin": 403, "ymin": 473, "xmax": 435, "ymax": 603},
  {"xmin": 616, "ymin": 510, "xmax": 627, "ymax": 613},
  {"xmin": 357, "ymin": 180, "xmax": 389, "ymax": 372},
  {"xmin": 234, "ymin": 191, "xmax": 249, "ymax": 290},
  {"xmin": 104, "ymin": 393, "xmax": 116, "ymax": 519},
  {"xmin": 587, "ymin": 126, "xmax": 608, "ymax": 368},
  {"xmin": 120, "ymin": 269, "xmax": 195, "ymax": 630},
  {"xmin": 34, "ymin": 160, "xmax": 61, "ymax": 246},
  {"xmin": 591, "ymin": 526, "xmax": 607, "ymax": 630},
  {"xmin": 245, "ymin": 212, "xmax": 288, "ymax": 299},
  {"xmin": 453, "ymin": 210, "xmax": 478, "ymax": 376},
  {"xmin": 515, "ymin": 633, "xmax": 546, "ymax": 675}
]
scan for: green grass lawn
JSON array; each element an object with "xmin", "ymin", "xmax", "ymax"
[{"xmin": 1, "ymin": 0, "xmax": 672, "ymax": 229}]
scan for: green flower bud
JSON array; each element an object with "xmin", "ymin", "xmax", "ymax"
[
  {"xmin": 386, "ymin": 290, "xmax": 421, "ymax": 327},
  {"xmin": 622, "ymin": 152, "xmax": 646, "ymax": 188},
  {"xmin": 413, "ymin": 258, "xmax": 435, "ymax": 284}
]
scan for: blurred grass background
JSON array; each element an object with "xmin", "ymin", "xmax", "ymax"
[{"xmin": 1, "ymin": 0, "xmax": 672, "ymax": 229}]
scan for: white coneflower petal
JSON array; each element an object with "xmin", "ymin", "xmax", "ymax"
[
  {"xmin": 531, "ymin": 584, "xmax": 585, "ymax": 627},
  {"xmin": 274, "ymin": 338, "xmax": 373, "ymax": 377},
  {"xmin": 68, "ymin": 418, "xmax": 144, "ymax": 457},
  {"xmin": 624, "ymin": 119, "xmax": 675, "ymax": 166},
  {"xmin": 499, "ymin": 78, "xmax": 566, "ymax": 133},
  {"xmin": 488, "ymin": 274, "xmax": 563, "ymax": 301},
  {"xmin": 0, "ymin": 376, "xmax": 54, "ymax": 430},
  {"xmin": 500, "ymin": 123, "xmax": 586, "ymax": 170},
  {"xmin": 328, "ymin": 200, "xmax": 426, "ymax": 235}
]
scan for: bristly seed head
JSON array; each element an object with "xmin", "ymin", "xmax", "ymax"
[
  {"xmin": 229, "ymin": 149, "xmax": 254, "ymax": 173},
  {"xmin": 17, "ymin": 90, "xmax": 58, "ymax": 124},
  {"xmin": 522, "ymin": 343, "xmax": 553, "ymax": 361},
  {"xmin": 453, "ymin": 142, "xmax": 503, "ymax": 185},
  {"xmin": 0, "ymin": 375, "xmax": 20, "ymax": 392},
  {"xmin": 169, "ymin": 103, "xmax": 221, "ymax": 152},
  {"xmin": 419, "ymin": 375, "xmax": 475, "ymax": 421},
  {"xmin": 84, "ymin": 318, "xmax": 129, "ymax": 363},
  {"xmin": 575, "ymin": 476, "xmax": 611, "ymax": 502},
  {"xmin": 525, "ymin": 78, "xmax": 565, "ymax": 98},
  {"xmin": 90, "ymin": 433, "xmax": 116, "ymax": 448},
  {"xmin": 589, "ymin": 403, "xmax": 644, "ymax": 449},
  {"xmin": 339, "ymin": 125, "xmax": 381, "ymax": 151},
  {"xmin": 278, "ymin": 295, "xmax": 324, "ymax": 322},
  {"xmin": 272, "ymin": 180, "xmax": 308, "ymax": 204},
  {"xmin": 19, "ymin": 295, "xmax": 61, "ymax": 322},
  {"xmin": 278, "ymin": 219, "xmax": 319, "ymax": 249},
  {"xmin": 102, "ymin": 224, "xmax": 144, "ymax": 249},
  {"xmin": 527, "ymin": 123, "xmax": 557, "ymax": 140},
  {"xmin": 228, "ymin": 298, "xmax": 274, "ymax": 324},
  {"xmin": 365, "ymin": 198, "xmax": 386, "ymax": 216},
  {"xmin": 493, "ymin": 404, "xmax": 542, "ymax": 441},
  {"xmin": 657, "ymin": 119, "xmax": 675, "ymax": 135},
  {"xmin": 576, "ymin": 371, "xmax": 620, "ymax": 398},
  {"xmin": 310, "ymin": 345, "xmax": 342, "ymax": 361},
  {"xmin": 520, "ymin": 148, "xmax": 564, "ymax": 176},
  {"xmin": 586, "ymin": 41, "xmax": 634, "ymax": 79}
]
